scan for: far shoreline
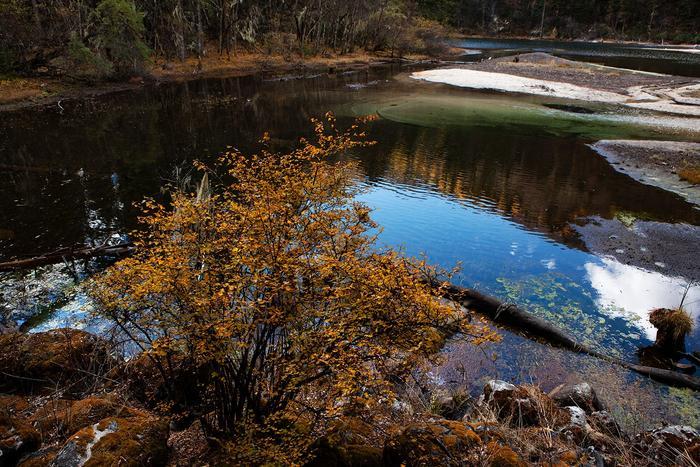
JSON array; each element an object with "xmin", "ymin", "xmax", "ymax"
[
  {"xmin": 456, "ymin": 34, "xmax": 700, "ymax": 48},
  {"xmin": 0, "ymin": 51, "xmax": 439, "ymax": 114}
]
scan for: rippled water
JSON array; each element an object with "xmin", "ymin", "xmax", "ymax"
[
  {"xmin": 455, "ymin": 37, "xmax": 700, "ymax": 77},
  {"xmin": 1, "ymin": 62, "xmax": 699, "ymax": 425}
]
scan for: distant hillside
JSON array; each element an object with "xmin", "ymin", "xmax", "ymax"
[{"xmin": 419, "ymin": 0, "xmax": 700, "ymax": 43}]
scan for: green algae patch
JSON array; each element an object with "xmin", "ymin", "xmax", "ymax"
[{"xmin": 341, "ymin": 91, "xmax": 695, "ymax": 141}]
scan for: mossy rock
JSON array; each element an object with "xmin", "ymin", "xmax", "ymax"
[
  {"xmin": 31, "ymin": 396, "xmax": 145, "ymax": 440},
  {"xmin": 51, "ymin": 415, "xmax": 169, "ymax": 467},
  {"xmin": 486, "ymin": 441, "xmax": 527, "ymax": 467},
  {"xmin": 383, "ymin": 419, "xmax": 482, "ymax": 466}
]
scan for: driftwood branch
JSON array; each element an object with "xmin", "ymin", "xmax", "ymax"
[
  {"xmin": 438, "ymin": 282, "xmax": 700, "ymax": 391},
  {"xmin": 0, "ymin": 243, "xmax": 135, "ymax": 272}
]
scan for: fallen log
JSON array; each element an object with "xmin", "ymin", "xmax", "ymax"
[
  {"xmin": 0, "ymin": 243, "xmax": 135, "ymax": 272},
  {"xmin": 439, "ymin": 282, "xmax": 700, "ymax": 391}
]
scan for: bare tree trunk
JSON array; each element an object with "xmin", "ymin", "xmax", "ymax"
[
  {"xmin": 540, "ymin": 0, "xmax": 547, "ymax": 38},
  {"xmin": 30, "ymin": 0, "xmax": 42, "ymax": 33},
  {"xmin": 175, "ymin": 0, "xmax": 187, "ymax": 61},
  {"xmin": 196, "ymin": 0, "xmax": 204, "ymax": 63}
]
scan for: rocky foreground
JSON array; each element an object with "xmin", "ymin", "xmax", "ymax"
[{"xmin": 1, "ymin": 329, "xmax": 699, "ymax": 466}]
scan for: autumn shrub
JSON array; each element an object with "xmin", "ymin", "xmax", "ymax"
[{"xmin": 89, "ymin": 114, "xmax": 494, "ymax": 463}]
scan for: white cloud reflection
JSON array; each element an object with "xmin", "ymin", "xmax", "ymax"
[{"xmin": 585, "ymin": 258, "xmax": 700, "ymax": 340}]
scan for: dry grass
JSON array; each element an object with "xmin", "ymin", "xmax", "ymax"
[
  {"xmin": 679, "ymin": 165, "xmax": 700, "ymax": 185},
  {"xmin": 0, "ymin": 78, "xmax": 47, "ymax": 104},
  {"xmin": 650, "ymin": 307, "xmax": 695, "ymax": 341}
]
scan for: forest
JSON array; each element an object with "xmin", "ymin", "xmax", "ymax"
[
  {"xmin": 1, "ymin": 0, "xmax": 698, "ymax": 79},
  {"xmin": 423, "ymin": 0, "xmax": 700, "ymax": 42}
]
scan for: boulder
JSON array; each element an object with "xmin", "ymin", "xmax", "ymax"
[
  {"xmin": 559, "ymin": 406, "xmax": 593, "ymax": 446},
  {"xmin": 120, "ymin": 352, "xmax": 197, "ymax": 409},
  {"xmin": 564, "ymin": 406, "xmax": 587, "ymax": 430},
  {"xmin": 31, "ymin": 397, "xmax": 144, "ymax": 439},
  {"xmin": 635, "ymin": 425, "xmax": 700, "ymax": 464},
  {"xmin": 0, "ymin": 329, "xmax": 118, "ymax": 396},
  {"xmin": 51, "ymin": 415, "xmax": 169, "ymax": 467},
  {"xmin": 383, "ymin": 419, "xmax": 482, "ymax": 466},
  {"xmin": 548, "ymin": 382, "xmax": 604, "ymax": 414},
  {"xmin": 481, "ymin": 381, "xmax": 566, "ymax": 427}
]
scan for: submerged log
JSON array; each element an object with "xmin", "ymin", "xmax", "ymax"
[
  {"xmin": 0, "ymin": 243, "xmax": 134, "ymax": 272},
  {"xmin": 438, "ymin": 282, "xmax": 700, "ymax": 391}
]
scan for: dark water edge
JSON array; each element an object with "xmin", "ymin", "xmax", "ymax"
[
  {"xmin": 454, "ymin": 37, "xmax": 700, "ymax": 77},
  {"xmin": 1, "ymin": 60, "xmax": 699, "ymax": 427}
]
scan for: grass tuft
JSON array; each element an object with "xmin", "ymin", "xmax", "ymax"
[
  {"xmin": 650, "ymin": 307, "xmax": 694, "ymax": 341},
  {"xmin": 678, "ymin": 165, "xmax": 700, "ymax": 185}
]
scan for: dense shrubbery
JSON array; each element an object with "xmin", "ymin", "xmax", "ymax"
[
  {"xmin": 1, "ymin": 0, "xmax": 150, "ymax": 79},
  {"xmin": 88, "ymin": 115, "xmax": 495, "ymax": 463}
]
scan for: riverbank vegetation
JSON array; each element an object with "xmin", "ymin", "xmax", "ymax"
[
  {"xmin": 0, "ymin": 0, "xmax": 450, "ymax": 81},
  {"xmin": 3, "ymin": 0, "xmax": 697, "ymax": 84}
]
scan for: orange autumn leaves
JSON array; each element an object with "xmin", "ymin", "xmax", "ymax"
[{"xmin": 88, "ymin": 113, "xmax": 495, "ymax": 460}]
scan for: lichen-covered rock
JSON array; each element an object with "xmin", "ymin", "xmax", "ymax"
[
  {"xmin": 0, "ymin": 329, "xmax": 117, "ymax": 396},
  {"xmin": 635, "ymin": 425, "xmax": 700, "ymax": 464},
  {"xmin": 548, "ymin": 382, "xmax": 604, "ymax": 414},
  {"xmin": 560, "ymin": 406, "xmax": 588, "ymax": 443},
  {"xmin": 383, "ymin": 419, "xmax": 482, "ymax": 466},
  {"xmin": 486, "ymin": 441, "xmax": 527, "ymax": 467},
  {"xmin": 31, "ymin": 397, "xmax": 144, "ymax": 440},
  {"xmin": 564, "ymin": 406, "xmax": 587, "ymax": 429},
  {"xmin": 50, "ymin": 415, "xmax": 169, "ymax": 467},
  {"xmin": 0, "ymin": 411, "xmax": 41, "ymax": 465}
]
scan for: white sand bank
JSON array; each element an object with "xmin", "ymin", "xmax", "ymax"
[
  {"xmin": 411, "ymin": 68, "xmax": 700, "ymax": 117},
  {"xmin": 412, "ymin": 69, "xmax": 629, "ymax": 103}
]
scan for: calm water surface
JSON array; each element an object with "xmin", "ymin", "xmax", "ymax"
[
  {"xmin": 1, "ymin": 62, "xmax": 699, "ymax": 425},
  {"xmin": 455, "ymin": 37, "xmax": 700, "ymax": 77}
]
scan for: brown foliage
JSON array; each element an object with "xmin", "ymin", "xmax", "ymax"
[{"xmin": 89, "ymin": 114, "xmax": 495, "ymax": 463}]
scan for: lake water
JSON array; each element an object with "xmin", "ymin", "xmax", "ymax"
[
  {"xmin": 1, "ymin": 58, "xmax": 699, "ymax": 426},
  {"xmin": 455, "ymin": 37, "xmax": 700, "ymax": 77}
]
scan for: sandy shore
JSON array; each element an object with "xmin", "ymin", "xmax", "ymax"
[
  {"xmin": 411, "ymin": 53, "xmax": 700, "ymax": 117},
  {"xmin": 590, "ymin": 140, "xmax": 700, "ymax": 206},
  {"xmin": 575, "ymin": 217, "xmax": 700, "ymax": 281}
]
